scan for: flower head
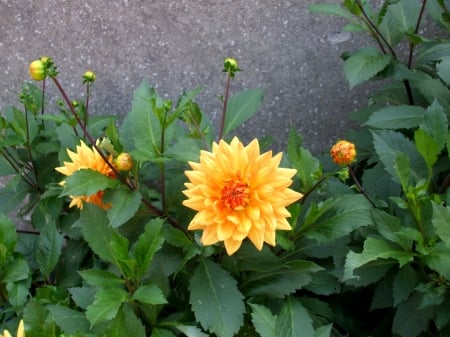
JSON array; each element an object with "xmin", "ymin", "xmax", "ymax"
[
  {"xmin": 330, "ymin": 140, "xmax": 356, "ymax": 166},
  {"xmin": 183, "ymin": 137, "xmax": 303, "ymax": 255},
  {"xmin": 1, "ymin": 319, "xmax": 25, "ymax": 337},
  {"xmin": 55, "ymin": 141, "xmax": 116, "ymax": 209},
  {"xmin": 83, "ymin": 70, "xmax": 96, "ymax": 83},
  {"xmin": 114, "ymin": 152, "xmax": 134, "ymax": 172},
  {"xmin": 223, "ymin": 57, "xmax": 241, "ymax": 78}
]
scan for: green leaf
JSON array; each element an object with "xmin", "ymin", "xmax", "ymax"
[
  {"xmin": 393, "ymin": 265, "xmax": 417, "ymax": 306},
  {"xmin": 420, "ymin": 100, "xmax": 448, "ymax": 153},
  {"xmin": 69, "ymin": 286, "xmax": 97, "ymax": 309},
  {"xmin": 47, "ymin": 304, "xmax": 90, "ymax": 334},
  {"xmin": 344, "ymin": 237, "xmax": 415, "ymax": 281},
  {"xmin": 0, "ymin": 175, "xmax": 29, "ymax": 214},
  {"xmin": 85, "ymin": 288, "xmax": 128, "ymax": 328},
  {"xmin": 436, "ymin": 56, "xmax": 450, "ymax": 84},
  {"xmin": 315, "ymin": 324, "xmax": 333, "ymax": 337},
  {"xmin": 131, "ymin": 218, "xmax": 165, "ymax": 279},
  {"xmin": 372, "ymin": 130, "xmax": 428, "ymax": 185},
  {"xmin": 61, "ymin": 169, "xmax": 119, "ymax": 197},
  {"xmin": 307, "ymin": 3, "xmax": 354, "ymax": 19},
  {"xmin": 414, "ymin": 129, "xmax": 439, "ymax": 170},
  {"xmin": 6, "ymin": 278, "xmax": 31, "ymax": 307},
  {"xmin": 392, "ymin": 293, "xmax": 434, "ymax": 337},
  {"xmin": 105, "ymin": 187, "xmax": 142, "ymax": 228},
  {"xmin": 132, "ymin": 284, "xmax": 167, "ymax": 304},
  {"xmin": 301, "ymin": 195, "xmax": 373, "ymax": 243},
  {"xmin": 106, "ymin": 304, "xmax": 146, "ymax": 337},
  {"xmin": 78, "ymin": 269, "xmax": 125, "ymax": 287},
  {"xmin": 0, "ymin": 213, "xmax": 17, "ymax": 253},
  {"xmin": 421, "ymin": 242, "xmax": 450, "ymax": 280},
  {"xmin": 164, "ymin": 138, "xmax": 201, "ymax": 162},
  {"xmin": 432, "ymin": 202, "xmax": 450, "ymax": 247},
  {"xmin": 249, "ymin": 303, "xmax": 277, "ymax": 337},
  {"xmin": 151, "ymin": 328, "xmax": 177, "ymax": 337},
  {"xmin": 37, "ymin": 222, "xmax": 63, "ymax": 277},
  {"xmin": 223, "ymin": 89, "xmax": 264, "ymax": 136},
  {"xmin": 364, "ymin": 105, "xmax": 426, "ymax": 129},
  {"xmin": 343, "ymin": 47, "xmax": 392, "ymax": 88},
  {"xmin": 189, "ymin": 259, "xmax": 245, "ymax": 337},
  {"xmin": 275, "ymin": 297, "xmax": 314, "ymax": 337},
  {"xmin": 120, "ymin": 80, "xmax": 162, "ymax": 159},
  {"xmin": 244, "ymin": 261, "xmax": 323, "ymax": 298},
  {"xmin": 413, "ymin": 78, "xmax": 450, "ymax": 110},
  {"xmin": 3, "ymin": 257, "xmax": 29, "ymax": 282},
  {"xmin": 174, "ymin": 325, "xmax": 209, "ymax": 337},
  {"xmin": 387, "ymin": 0, "xmax": 421, "ymax": 34},
  {"xmin": 79, "ymin": 204, "xmax": 129, "ymax": 271}
]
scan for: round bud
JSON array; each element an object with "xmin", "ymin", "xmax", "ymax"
[
  {"xmin": 115, "ymin": 153, "xmax": 133, "ymax": 172},
  {"xmin": 29, "ymin": 59, "xmax": 46, "ymax": 81},
  {"xmin": 83, "ymin": 70, "xmax": 96, "ymax": 83},
  {"xmin": 330, "ymin": 140, "xmax": 357, "ymax": 166}
]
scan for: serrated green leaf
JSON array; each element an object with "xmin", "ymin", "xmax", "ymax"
[
  {"xmin": 132, "ymin": 284, "xmax": 167, "ymax": 304},
  {"xmin": 364, "ymin": 105, "xmax": 425, "ymax": 129},
  {"xmin": 315, "ymin": 324, "xmax": 333, "ymax": 337},
  {"xmin": 392, "ymin": 293, "xmax": 434, "ymax": 337},
  {"xmin": 223, "ymin": 89, "xmax": 263, "ymax": 137},
  {"xmin": 79, "ymin": 204, "xmax": 129, "ymax": 271},
  {"xmin": 106, "ymin": 304, "xmax": 146, "ymax": 337},
  {"xmin": 413, "ymin": 78, "xmax": 450, "ymax": 110},
  {"xmin": 301, "ymin": 195, "xmax": 373, "ymax": 243},
  {"xmin": 78, "ymin": 269, "xmax": 125, "ymax": 288},
  {"xmin": 131, "ymin": 218, "xmax": 165, "ymax": 279},
  {"xmin": 344, "ymin": 237, "xmax": 415, "ymax": 281},
  {"xmin": 415, "ymin": 129, "xmax": 439, "ymax": 170},
  {"xmin": 69, "ymin": 286, "xmax": 97, "ymax": 310},
  {"xmin": 250, "ymin": 303, "xmax": 277, "ymax": 337},
  {"xmin": 393, "ymin": 265, "xmax": 417, "ymax": 306},
  {"xmin": 174, "ymin": 325, "xmax": 209, "ymax": 337},
  {"xmin": 47, "ymin": 304, "xmax": 90, "ymax": 334},
  {"xmin": 37, "ymin": 222, "xmax": 63, "ymax": 277},
  {"xmin": 151, "ymin": 328, "xmax": 177, "ymax": 337},
  {"xmin": 388, "ymin": 0, "xmax": 421, "ymax": 34},
  {"xmin": 275, "ymin": 297, "xmax": 314, "ymax": 337},
  {"xmin": 307, "ymin": 3, "xmax": 354, "ymax": 19},
  {"xmin": 0, "ymin": 213, "xmax": 17, "ymax": 252},
  {"xmin": 420, "ymin": 100, "xmax": 448, "ymax": 153},
  {"xmin": 343, "ymin": 47, "xmax": 392, "ymax": 88},
  {"xmin": 421, "ymin": 242, "xmax": 450, "ymax": 280},
  {"xmin": 432, "ymin": 202, "xmax": 450, "ymax": 247},
  {"xmin": 189, "ymin": 259, "xmax": 244, "ymax": 337},
  {"xmin": 6, "ymin": 278, "xmax": 30, "ymax": 307},
  {"xmin": 393, "ymin": 152, "xmax": 412, "ymax": 192},
  {"xmin": 105, "ymin": 187, "xmax": 142, "ymax": 228},
  {"xmin": 437, "ymin": 56, "xmax": 450, "ymax": 84},
  {"xmin": 61, "ymin": 169, "xmax": 119, "ymax": 197},
  {"xmin": 244, "ymin": 260, "xmax": 322, "ymax": 298},
  {"xmin": 3, "ymin": 257, "xmax": 29, "ymax": 282},
  {"xmin": 85, "ymin": 288, "xmax": 128, "ymax": 328}
]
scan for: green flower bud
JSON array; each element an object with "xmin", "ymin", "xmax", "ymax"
[
  {"xmin": 29, "ymin": 59, "xmax": 46, "ymax": 81},
  {"xmin": 223, "ymin": 57, "xmax": 241, "ymax": 78},
  {"xmin": 83, "ymin": 70, "xmax": 96, "ymax": 83}
]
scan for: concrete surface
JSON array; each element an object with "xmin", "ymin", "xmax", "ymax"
[{"xmin": 0, "ymin": 0, "xmax": 369, "ymax": 154}]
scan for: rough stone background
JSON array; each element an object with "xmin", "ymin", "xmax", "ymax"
[{"xmin": 0, "ymin": 0, "xmax": 372, "ymax": 154}]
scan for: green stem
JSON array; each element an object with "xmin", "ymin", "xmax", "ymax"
[
  {"xmin": 84, "ymin": 83, "xmax": 91, "ymax": 136},
  {"xmin": 24, "ymin": 105, "xmax": 40, "ymax": 190},
  {"xmin": 349, "ymin": 166, "xmax": 376, "ymax": 208},
  {"xmin": 40, "ymin": 79, "xmax": 46, "ymax": 130},
  {"xmin": 218, "ymin": 71, "xmax": 232, "ymax": 140},
  {"xmin": 160, "ymin": 110, "xmax": 168, "ymax": 212}
]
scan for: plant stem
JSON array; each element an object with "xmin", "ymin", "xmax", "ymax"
[
  {"xmin": 218, "ymin": 71, "xmax": 232, "ymax": 140},
  {"xmin": 40, "ymin": 79, "xmax": 46, "ymax": 130},
  {"xmin": 84, "ymin": 82, "xmax": 90, "ymax": 136},
  {"xmin": 349, "ymin": 166, "xmax": 376, "ymax": 208},
  {"xmin": 160, "ymin": 110, "xmax": 168, "ymax": 212},
  {"xmin": 299, "ymin": 176, "xmax": 327, "ymax": 205},
  {"xmin": 24, "ymin": 105, "xmax": 40, "ymax": 190}
]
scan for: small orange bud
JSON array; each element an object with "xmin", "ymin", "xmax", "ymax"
[
  {"xmin": 114, "ymin": 153, "xmax": 133, "ymax": 171},
  {"xmin": 29, "ymin": 59, "xmax": 46, "ymax": 81},
  {"xmin": 83, "ymin": 70, "xmax": 96, "ymax": 83},
  {"xmin": 330, "ymin": 140, "xmax": 356, "ymax": 166}
]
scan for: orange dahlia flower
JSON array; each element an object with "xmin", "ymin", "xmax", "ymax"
[
  {"xmin": 55, "ymin": 141, "xmax": 116, "ymax": 209},
  {"xmin": 182, "ymin": 137, "xmax": 303, "ymax": 255}
]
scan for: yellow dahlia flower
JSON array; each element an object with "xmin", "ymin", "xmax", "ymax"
[
  {"xmin": 183, "ymin": 137, "xmax": 303, "ymax": 255},
  {"xmin": 1, "ymin": 319, "xmax": 25, "ymax": 337},
  {"xmin": 55, "ymin": 141, "xmax": 116, "ymax": 209}
]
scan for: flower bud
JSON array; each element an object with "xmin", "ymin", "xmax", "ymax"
[
  {"xmin": 330, "ymin": 140, "xmax": 356, "ymax": 166},
  {"xmin": 223, "ymin": 57, "xmax": 241, "ymax": 78},
  {"xmin": 29, "ymin": 59, "xmax": 46, "ymax": 81},
  {"xmin": 83, "ymin": 70, "xmax": 96, "ymax": 83},
  {"xmin": 115, "ymin": 153, "xmax": 134, "ymax": 171}
]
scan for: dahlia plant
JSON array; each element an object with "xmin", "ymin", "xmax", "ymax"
[{"xmin": 1, "ymin": 1, "xmax": 450, "ymax": 335}]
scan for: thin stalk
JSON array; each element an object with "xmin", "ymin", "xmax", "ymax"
[
  {"xmin": 218, "ymin": 71, "xmax": 232, "ymax": 140},
  {"xmin": 24, "ymin": 105, "xmax": 39, "ymax": 189},
  {"xmin": 299, "ymin": 176, "xmax": 327, "ymax": 205},
  {"xmin": 84, "ymin": 82, "xmax": 91, "ymax": 135},
  {"xmin": 1, "ymin": 148, "xmax": 37, "ymax": 188},
  {"xmin": 349, "ymin": 166, "xmax": 376, "ymax": 208},
  {"xmin": 160, "ymin": 110, "xmax": 168, "ymax": 212},
  {"xmin": 40, "ymin": 79, "xmax": 46, "ymax": 130}
]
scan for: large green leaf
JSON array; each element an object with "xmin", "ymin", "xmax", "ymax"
[
  {"xmin": 85, "ymin": 288, "xmax": 128, "ymax": 328},
  {"xmin": 413, "ymin": 78, "xmax": 450, "ymax": 110},
  {"xmin": 343, "ymin": 47, "xmax": 392, "ymax": 88},
  {"xmin": 420, "ymin": 100, "xmax": 448, "ymax": 152},
  {"xmin": 344, "ymin": 237, "xmax": 415, "ymax": 281},
  {"xmin": 36, "ymin": 222, "xmax": 63, "ymax": 277},
  {"xmin": 243, "ymin": 260, "xmax": 322, "ymax": 298},
  {"xmin": 132, "ymin": 284, "xmax": 167, "ymax": 305},
  {"xmin": 432, "ymin": 202, "xmax": 450, "ymax": 247},
  {"xmin": 78, "ymin": 269, "xmax": 125, "ymax": 288},
  {"xmin": 222, "ymin": 89, "xmax": 264, "ymax": 137},
  {"xmin": 392, "ymin": 293, "xmax": 434, "ymax": 337},
  {"xmin": 189, "ymin": 259, "xmax": 245, "ymax": 337},
  {"xmin": 61, "ymin": 169, "xmax": 119, "ymax": 197},
  {"xmin": 0, "ymin": 213, "xmax": 17, "ymax": 253},
  {"xmin": 436, "ymin": 56, "xmax": 450, "ymax": 84},
  {"xmin": 364, "ymin": 105, "xmax": 426, "ymax": 129},
  {"xmin": 387, "ymin": 0, "xmax": 421, "ymax": 34},
  {"xmin": 393, "ymin": 265, "xmax": 417, "ymax": 306},
  {"xmin": 421, "ymin": 242, "xmax": 450, "ymax": 280},
  {"xmin": 79, "ymin": 204, "xmax": 129, "ymax": 271},
  {"xmin": 372, "ymin": 130, "xmax": 428, "ymax": 184},
  {"xmin": 301, "ymin": 195, "xmax": 373, "ymax": 243},
  {"xmin": 120, "ymin": 80, "xmax": 162, "ymax": 159},
  {"xmin": 250, "ymin": 303, "xmax": 277, "ymax": 337},
  {"xmin": 307, "ymin": 3, "xmax": 354, "ymax": 19},
  {"xmin": 131, "ymin": 218, "xmax": 165, "ymax": 279},
  {"xmin": 414, "ymin": 129, "xmax": 439, "ymax": 170},
  {"xmin": 106, "ymin": 304, "xmax": 146, "ymax": 337},
  {"xmin": 47, "ymin": 304, "xmax": 90, "ymax": 334},
  {"xmin": 105, "ymin": 187, "xmax": 142, "ymax": 228},
  {"xmin": 275, "ymin": 297, "xmax": 314, "ymax": 337}
]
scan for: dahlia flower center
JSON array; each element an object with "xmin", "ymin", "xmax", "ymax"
[{"xmin": 221, "ymin": 180, "xmax": 250, "ymax": 210}]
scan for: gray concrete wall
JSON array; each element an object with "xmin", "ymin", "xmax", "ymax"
[{"xmin": 1, "ymin": 0, "xmax": 368, "ymax": 153}]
